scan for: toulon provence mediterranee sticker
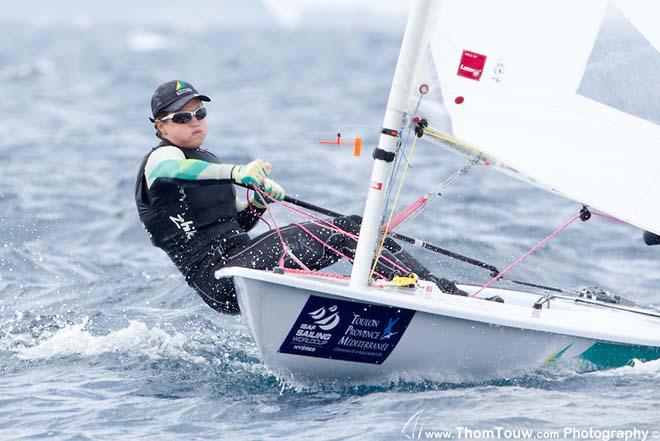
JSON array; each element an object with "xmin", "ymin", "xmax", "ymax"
[{"xmin": 278, "ymin": 295, "xmax": 416, "ymax": 364}]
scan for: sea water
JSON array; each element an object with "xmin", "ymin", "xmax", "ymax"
[{"xmin": 1, "ymin": 1, "xmax": 659, "ymax": 439}]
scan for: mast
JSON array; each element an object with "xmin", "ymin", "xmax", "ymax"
[{"xmin": 350, "ymin": 0, "xmax": 433, "ymax": 289}]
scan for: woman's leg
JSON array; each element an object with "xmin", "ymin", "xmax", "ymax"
[
  {"xmin": 333, "ymin": 216, "xmax": 467, "ymax": 295},
  {"xmin": 380, "ymin": 236, "xmax": 467, "ymax": 295},
  {"xmin": 203, "ymin": 215, "xmax": 465, "ymax": 312}
]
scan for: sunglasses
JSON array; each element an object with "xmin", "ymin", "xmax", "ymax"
[{"xmin": 160, "ymin": 106, "xmax": 207, "ymax": 124}]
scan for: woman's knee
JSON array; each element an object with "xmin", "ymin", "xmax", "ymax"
[
  {"xmin": 194, "ymin": 277, "xmax": 240, "ymax": 314},
  {"xmin": 333, "ymin": 215, "xmax": 362, "ymax": 234}
]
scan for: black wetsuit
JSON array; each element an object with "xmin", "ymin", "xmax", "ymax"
[{"xmin": 136, "ymin": 144, "xmax": 460, "ymax": 314}]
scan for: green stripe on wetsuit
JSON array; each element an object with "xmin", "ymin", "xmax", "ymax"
[{"xmin": 149, "ymin": 159, "xmax": 212, "ymax": 182}]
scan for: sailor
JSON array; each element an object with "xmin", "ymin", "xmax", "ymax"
[{"xmin": 135, "ymin": 80, "xmax": 467, "ymax": 314}]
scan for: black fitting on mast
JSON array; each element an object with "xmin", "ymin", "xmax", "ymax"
[
  {"xmin": 414, "ymin": 118, "xmax": 428, "ymax": 138},
  {"xmin": 372, "ymin": 148, "xmax": 396, "ymax": 162},
  {"xmin": 579, "ymin": 205, "xmax": 592, "ymax": 222}
]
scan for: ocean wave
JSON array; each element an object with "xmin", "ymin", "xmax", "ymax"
[
  {"xmin": 590, "ymin": 357, "xmax": 660, "ymax": 378},
  {"xmin": 13, "ymin": 319, "xmax": 206, "ymax": 364}
]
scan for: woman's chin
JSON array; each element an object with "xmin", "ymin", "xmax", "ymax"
[
  {"xmin": 191, "ymin": 133, "xmax": 206, "ymax": 144},
  {"xmin": 181, "ymin": 136, "xmax": 206, "ymax": 149}
]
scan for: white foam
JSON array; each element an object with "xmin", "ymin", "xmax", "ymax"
[
  {"xmin": 255, "ymin": 404, "xmax": 281, "ymax": 414},
  {"xmin": 590, "ymin": 357, "xmax": 660, "ymax": 378},
  {"xmin": 15, "ymin": 320, "xmax": 206, "ymax": 364}
]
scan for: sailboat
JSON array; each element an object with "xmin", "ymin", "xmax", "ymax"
[{"xmin": 216, "ymin": 0, "xmax": 660, "ymax": 382}]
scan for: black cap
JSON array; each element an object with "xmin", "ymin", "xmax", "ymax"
[{"xmin": 150, "ymin": 80, "xmax": 211, "ymax": 121}]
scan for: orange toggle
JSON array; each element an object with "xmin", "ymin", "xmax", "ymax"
[{"xmin": 354, "ymin": 137, "xmax": 362, "ymax": 156}]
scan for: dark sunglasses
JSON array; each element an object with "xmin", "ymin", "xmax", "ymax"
[{"xmin": 160, "ymin": 106, "xmax": 207, "ymax": 124}]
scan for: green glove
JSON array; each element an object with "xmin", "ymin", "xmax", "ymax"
[
  {"xmin": 253, "ymin": 178, "xmax": 286, "ymax": 208},
  {"xmin": 232, "ymin": 159, "xmax": 271, "ymax": 186}
]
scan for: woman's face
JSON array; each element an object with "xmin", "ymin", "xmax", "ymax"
[{"xmin": 155, "ymin": 98, "xmax": 208, "ymax": 149}]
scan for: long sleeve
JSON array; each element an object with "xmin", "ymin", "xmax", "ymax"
[{"xmin": 144, "ymin": 146, "xmax": 235, "ymax": 189}]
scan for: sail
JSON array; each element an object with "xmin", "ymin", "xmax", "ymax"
[
  {"xmin": 611, "ymin": 0, "xmax": 660, "ymax": 53},
  {"xmin": 410, "ymin": 0, "xmax": 660, "ymax": 235}
]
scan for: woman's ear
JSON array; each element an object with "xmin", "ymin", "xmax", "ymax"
[{"xmin": 155, "ymin": 119, "xmax": 167, "ymax": 136}]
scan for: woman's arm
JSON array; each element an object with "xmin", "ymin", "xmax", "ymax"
[{"xmin": 144, "ymin": 146, "xmax": 235, "ymax": 188}]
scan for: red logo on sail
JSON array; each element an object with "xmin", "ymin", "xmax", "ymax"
[{"xmin": 457, "ymin": 50, "xmax": 487, "ymax": 81}]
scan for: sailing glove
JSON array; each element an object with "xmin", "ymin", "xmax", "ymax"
[
  {"xmin": 253, "ymin": 178, "xmax": 286, "ymax": 208},
  {"xmin": 232, "ymin": 159, "xmax": 271, "ymax": 186}
]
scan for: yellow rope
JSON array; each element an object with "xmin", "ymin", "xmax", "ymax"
[
  {"xmin": 369, "ymin": 134, "xmax": 420, "ymax": 280},
  {"xmin": 423, "ymin": 125, "xmax": 488, "ymax": 163}
]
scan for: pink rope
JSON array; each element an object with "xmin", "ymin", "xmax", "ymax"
[
  {"xmin": 282, "ymin": 267, "xmax": 350, "ymax": 281},
  {"xmin": 591, "ymin": 210, "xmax": 630, "ymax": 225},
  {"xmin": 253, "ymin": 186, "xmax": 307, "ymax": 269},
  {"xmin": 385, "ymin": 194, "xmax": 429, "ymax": 233},
  {"xmin": 253, "ymin": 188, "xmax": 411, "ymax": 276},
  {"xmin": 289, "ymin": 219, "xmax": 390, "ymax": 278},
  {"xmin": 273, "ymin": 203, "xmax": 410, "ymax": 277},
  {"xmin": 246, "ymin": 189, "xmax": 272, "ymax": 230},
  {"xmin": 259, "ymin": 193, "xmax": 358, "ymax": 240},
  {"xmin": 252, "ymin": 185, "xmax": 631, "ymax": 297},
  {"xmin": 471, "ymin": 212, "xmax": 582, "ymax": 297},
  {"xmin": 252, "ymin": 186, "xmax": 377, "ymax": 275},
  {"xmin": 251, "ymin": 189, "xmax": 633, "ymax": 294}
]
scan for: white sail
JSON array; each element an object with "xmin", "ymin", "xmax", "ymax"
[{"xmin": 410, "ymin": 0, "xmax": 660, "ymax": 235}]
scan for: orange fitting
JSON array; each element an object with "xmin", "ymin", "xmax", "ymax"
[{"xmin": 353, "ymin": 137, "xmax": 362, "ymax": 156}]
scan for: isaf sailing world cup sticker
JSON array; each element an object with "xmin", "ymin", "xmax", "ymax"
[
  {"xmin": 309, "ymin": 305, "xmax": 340, "ymax": 330},
  {"xmin": 278, "ymin": 296, "xmax": 415, "ymax": 364}
]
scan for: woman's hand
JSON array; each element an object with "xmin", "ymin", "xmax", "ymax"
[
  {"xmin": 253, "ymin": 178, "xmax": 286, "ymax": 208},
  {"xmin": 232, "ymin": 159, "xmax": 271, "ymax": 186}
]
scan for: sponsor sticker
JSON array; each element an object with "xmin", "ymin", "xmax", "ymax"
[
  {"xmin": 278, "ymin": 295, "xmax": 415, "ymax": 364},
  {"xmin": 169, "ymin": 213, "xmax": 196, "ymax": 239},
  {"xmin": 457, "ymin": 50, "xmax": 487, "ymax": 81},
  {"xmin": 175, "ymin": 80, "xmax": 192, "ymax": 96},
  {"xmin": 370, "ymin": 181, "xmax": 383, "ymax": 190}
]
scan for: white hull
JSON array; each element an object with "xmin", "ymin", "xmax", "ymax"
[{"xmin": 217, "ymin": 267, "xmax": 660, "ymax": 382}]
